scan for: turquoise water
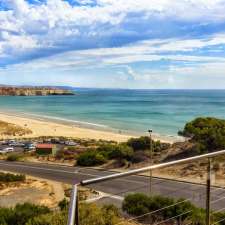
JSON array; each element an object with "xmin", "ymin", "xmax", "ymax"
[{"xmin": 0, "ymin": 89, "xmax": 225, "ymax": 137}]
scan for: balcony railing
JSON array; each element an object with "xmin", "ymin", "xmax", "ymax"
[{"xmin": 67, "ymin": 149, "xmax": 225, "ymax": 225}]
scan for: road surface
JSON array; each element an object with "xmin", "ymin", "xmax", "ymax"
[{"xmin": 0, "ymin": 160, "xmax": 225, "ymax": 210}]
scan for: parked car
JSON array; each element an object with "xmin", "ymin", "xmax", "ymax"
[
  {"xmin": 59, "ymin": 140, "xmax": 65, "ymax": 145},
  {"xmin": 65, "ymin": 141, "xmax": 77, "ymax": 146},
  {"xmin": 51, "ymin": 138, "xmax": 61, "ymax": 144},
  {"xmin": 9, "ymin": 142, "xmax": 25, "ymax": 147},
  {"xmin": 0, "ymin": 147, "xmax": 14, "ymax": 154},
  {"xmin": 24, "ymin": 143, "xmax": 35, "ymax": 151},
  {"xmin": 0, "ymin": 140, "xmax": 8, "ymax": 145},
  {"xmin": 8, "ymin": 140, "xmax": 16, "ymax": 146}
]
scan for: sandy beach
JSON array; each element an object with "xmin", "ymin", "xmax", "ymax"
[
  {"xmin": 0, "ymin": 112, "xmax": 181, "ymax": 143},
  {"xmin": 0, "ymin": 112, "xmax": 135, "ymax": 142}
]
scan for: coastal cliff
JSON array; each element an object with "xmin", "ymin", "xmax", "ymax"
[{"xmin": 0, "ymin": 86, "xmax": 74, "ymax": 96}]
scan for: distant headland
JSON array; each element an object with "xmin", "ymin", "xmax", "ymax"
[{"xmin": 0, "ymin": 86, "xmax": 74, "ymax": 96}]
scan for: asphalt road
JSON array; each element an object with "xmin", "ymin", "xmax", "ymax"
[{"xmin": 0, "ymin": 160, "xmax": 225, "ymax": 211}]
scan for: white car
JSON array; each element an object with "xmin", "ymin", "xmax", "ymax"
[
  {"xmin": 65, "ymin": 141, "xmax": 77, "ymax": 146},
  {"xmin": 0, "ymin": 147, "xmax": 14, "ymax": 154}
]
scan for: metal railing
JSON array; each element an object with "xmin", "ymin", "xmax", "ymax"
[{"xmin": 67, "ymin": 149, "xmax": 225, "ymax": 225}]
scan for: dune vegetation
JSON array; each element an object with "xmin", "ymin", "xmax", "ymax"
[{"xmin": 0, "ymin": 121, "xmax": 32, "ymax": 137}]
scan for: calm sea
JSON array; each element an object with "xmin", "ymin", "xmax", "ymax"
[{"xmin": 0, "ymin": 89, "xmax": 225, "ymax": 138}]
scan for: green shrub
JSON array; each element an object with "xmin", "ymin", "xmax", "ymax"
[
  {"xmin": 107, "ymin": 144, "xmax": 134, "ymax": 160},
  {"xmin": 0, "ymin": 172, "xmax": 25, "ymax": 182},
  {"xmin": 127, "ymin": 136, "xmax": 150, "ymax": 151},
  {"xmin": 97, "ymin": 144, "xmax": 117, "ymax": 158},
  {"xmin": 122, "ymin": 193, "xmax": 150, "ymax": 216},
  {"xmin": 6, "ymin": 153, "xmax": 22, "ymax": 162},
  {"xmin": 26, "ymin": 211, "xmax": 67, "ymax": 225},
  {"xmin": 0, "ymin": 203, "xmax": 50, "ymax": 225},
  {"xmin": 127, "ymin": 136, "xmax": 170, "ymax": 152},
  {"xmin": 23, "ymin": 203, "xmax": 122, "ymax": 225},
  {"xmin": 58, "ymin": 198, "xmax": 69, "ymax": 211},
  {"xmin": 122, "ymin": 193, "xmax": 197, "ymax": 224},
  {"xmin": 79, "ymin": 203, "xmax": 120, "ymax": 225},
  {"xmin": 77, "ymin": 150, "xmax": 106, "ymax": 166}
]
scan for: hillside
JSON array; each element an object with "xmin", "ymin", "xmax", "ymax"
[{"xmin": 0, "ymin": 86, "xmax": 74, "ymax": 96}]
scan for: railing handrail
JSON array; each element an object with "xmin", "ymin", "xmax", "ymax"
[
  {"xmin": 81, "ymin": 149, "xmax": 225, "ymax": 186},
  {"xmin": 70, "ymin": 149, "xmax": 225, "ymax": 225},
  {"xmin": 67, "ymin": 185, "xmax": 78, "ymax": 225}
]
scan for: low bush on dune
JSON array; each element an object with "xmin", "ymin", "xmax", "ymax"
[
  {"xmin": 6, "ymin": 153, "xmax": 22, "ymax": 162},
  {"xmin": 127, "ymin": 136, "xmax": 170, "ymax": 152},
  {"xmin": 0, "ymin": 172, "xmax": 25, "ymax": 182},
  {"xmin": 98, "ymin": 143, "xmax": 134, "ymax": 160},
  {"xmin": 76, "ymin": 143, "xmax": 134, "ymax": 166},
  {"xmin": 77, "ymin": 137, "xmax": 170, "ymax": 166},
  {"xmin": 76, "ymin": 137, "xmax": 170, "ymax": 167},
  {"xmin": 77, "ymin": 150, "xmax": 106, "ymax": 166}
]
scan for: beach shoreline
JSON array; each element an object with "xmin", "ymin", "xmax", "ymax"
[{"xmin": 0, "ymin": 111, "xmax": 183, "ymax": 143}]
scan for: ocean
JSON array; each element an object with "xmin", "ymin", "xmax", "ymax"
[{"xmin": 0, "ymin": 89, "xmax": 225, "ymax": 139}]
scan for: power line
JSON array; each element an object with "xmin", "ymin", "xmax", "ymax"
[
  {"xmin": 115, "ymin": 198, "xmax": 193, "ymax": 225},
  {"xmin": 212, "ymin": 217, "xmax": 225, "ymax": 225},
  {"xmin": 153, "ymin": 210, "xmax": 192, "ymax": 225}
]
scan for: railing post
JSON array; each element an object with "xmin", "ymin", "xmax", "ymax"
[
  {"xmin": 67, "ymin": 184, "xmax": 79, "ymax": 225},
  {"xmin": 206, "ymin": 158, "xmax": 211, "ymax": 225}
]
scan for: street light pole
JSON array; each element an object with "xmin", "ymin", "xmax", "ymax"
[
  {"xmin": 206, "ymin": 158, "xmax": 211, "ymax": 225},
  {"xmin": 148, "ymin": 129, "xmax": 153, "ymax": 195}
]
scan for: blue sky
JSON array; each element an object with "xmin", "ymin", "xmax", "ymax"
[{"xmin": 1, "ymin": 0, "xmax": 225, "ymax": 88}]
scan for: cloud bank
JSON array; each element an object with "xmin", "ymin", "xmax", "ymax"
[{"xmin": 1, "ymin": 0, "xmax": 225, "ymax": 88}]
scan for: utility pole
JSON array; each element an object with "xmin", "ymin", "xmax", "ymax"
[
  {"xmin": 206, "ymin": 158, "xmax": 211, "ymax": 225},
  {"xmin": 148, "ymin": 129, "xmax": 153, "ymax": 195}
]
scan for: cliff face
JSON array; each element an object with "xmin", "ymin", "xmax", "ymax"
[{"xmin": 0, "ymin": 87, "xmax": 74, "ymax": 96}]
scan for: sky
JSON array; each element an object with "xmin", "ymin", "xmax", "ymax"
[{"xmin": 1, "ymin": 0, "xmax": 225, "ymax": 89}]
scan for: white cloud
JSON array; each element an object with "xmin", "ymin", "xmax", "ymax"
[
  {"xmin": 2, "ymin": 33, "xmax": 225, "ymax": 72},
  {"xmin": 1, "ymin": 0, "xmax": 225, "ymax": 62}
]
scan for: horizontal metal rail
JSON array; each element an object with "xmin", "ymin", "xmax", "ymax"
[{"xmin": 81, "ymin": 149, "xmax": 225, "ymax": 186}]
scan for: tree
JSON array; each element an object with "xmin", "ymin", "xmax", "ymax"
[{"xmin": 179, "ymin": 117, "xmax": 225, "ymax": 153}]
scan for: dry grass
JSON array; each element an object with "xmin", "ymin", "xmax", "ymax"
[{"xmin": 0, "ymin": 120, "xmax": 32, "ymax": 136}]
